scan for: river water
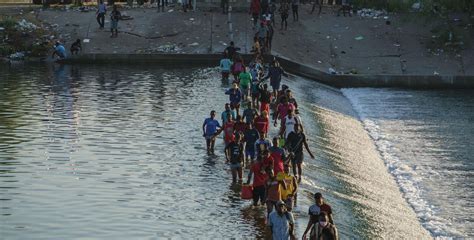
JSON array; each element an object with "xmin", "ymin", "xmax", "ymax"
[{"xmin": 0, "ymin": 64, "xmax": 470, "ymax": 239}]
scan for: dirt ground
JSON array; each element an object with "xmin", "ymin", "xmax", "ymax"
[{"xmin": 2, "ymin": 4, "xmax": 474, "ymax": 75}]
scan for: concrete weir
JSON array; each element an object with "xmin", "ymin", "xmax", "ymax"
[{"xmin": 63, "ymin": 54, "xmax": 474, "ymax": 89}]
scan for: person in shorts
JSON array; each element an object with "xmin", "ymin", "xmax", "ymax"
[
  {"xmin": 285, "ymin": 123, "xmax": 314, "ymax": 182},
  {"xmin": 247, "ymin": 155, "xmax": 268, "ymax": 206},
  {"xmin": 225, "ymin": 83, "xmax": 242, "ymax": 116},
  {"xmin": 110, "ymin": 4, "xmax": 121, "ymax": 38},
  {"xmin": 220, "ymin": 53, "xmax": 232, "ymax": 81},
  {"xmin": 243, "ymin": 122, "xmax": 259, "ymax": 163},
  {"xmin": 225, "ymin": 134, "xmax": 244, "ymax": 183},
  {"xmin": 202, "ymin": 110, "xmax": 221, "ymax": 154}
]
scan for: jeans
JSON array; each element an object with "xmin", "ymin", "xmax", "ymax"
[{"xmin": 97, "ymin": 12, "xmax": 105, "ymax": 28}]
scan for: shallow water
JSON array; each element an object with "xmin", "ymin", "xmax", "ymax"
[{"xmin": 0, "ymin": 64, "xmax": 450, "ymax": 239}]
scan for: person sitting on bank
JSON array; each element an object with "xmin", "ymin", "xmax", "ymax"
[
  {"xmin": 52, "ymin": 41, "xmax": 66, "ymax": 60},
  {"xmin": 70, "ymin": 39, "xmax": 82, "ymax": 55}
]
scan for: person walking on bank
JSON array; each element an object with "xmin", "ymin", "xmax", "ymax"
[
  {"xmin": 311, "ymin": 0, "xmax": 322, "ymax": 15},
  {"xmin": 291, "ymin": 0, "xmax": 299, "ymax": 21},
  {"xmin": 110, "ymin": 5, "xmax": 121, "ymax": 38},
  {"xmin": 285, "ymin": 123, "xmax": 314, "ymax": 182},
  {"xmin": 279, "ymin": 1, "xmax": 290, "ymax": 30},
  {"xmin": 96, "ymin": 0, "xmax": 106, "ymax": 29},
  {"xmin": 268, "ymin": 200, "xmax": 296, "ymax": 240},
  {"xmin": 250, "ymin": 0, "xmax": 261, "ymax": 29}
]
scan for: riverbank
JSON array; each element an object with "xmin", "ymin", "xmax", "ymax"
[{"xmin": 2, "ymin": 4, "xmax": 474, "ymax": 76}]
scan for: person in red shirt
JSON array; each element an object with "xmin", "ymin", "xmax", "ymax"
[
  {"xmin": 302, "ymin": 192, "xmax": 335, "ymax": 240},
  {"xmin": 249, "ymin": 0, "xmax": 261, "ymax": 28},
  {"xmin": 261, "ymin": 149, "xmax": 274, "ymax": 173},
  {"xmin": 218, "ymin": 112, "xmax": 235, "ymax": 148},
  {"xmin": 254, "ymin": 110, "xmax": 269, "ymax": 135},
  {"xmin": 259, "ymin": 83, "xmax": 272, "ymax": 114},
  {"xmin": 274, "ymin": 97, "xmax": 295, "ymax": 127},
  {"xmin": 269, "ymin": 137, "xmax": 285, "ymax": 174},
  {"xmin": 247, "ymin": 155, "xmax": 268, "ymax": 206}
]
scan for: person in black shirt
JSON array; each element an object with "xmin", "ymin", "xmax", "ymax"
[
  {"xmin": 285, "ymin": 123, "xmax": 314, "ymax": 182},
  {"xmin": 224, "ymin": 41, "xmax": 240, "ymax": 61},
  {"xmin": 244, "ymin": 122, "xmax": 260, "ymax": 163},
  {"xmin": 225, "ymin": 134, "xmax": 244, "ymax": 183}
]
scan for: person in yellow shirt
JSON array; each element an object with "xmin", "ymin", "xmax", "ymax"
[{"xmin": 277, "ymin": 164, "xmax": 298, "ymax": 211}]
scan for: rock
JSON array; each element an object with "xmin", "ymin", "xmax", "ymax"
[
  {"xmin": 357, "ymin": 8, "xmax": 387, "ymax": 19},
  {"xmin": 9, "ymin": 52, "xmax": 26, "ymax": 60},
  {"xmin": 412, "ymin": 2, "xmax": 421, "ymax": 11},
  {"xmin": 16, "ymin": 19, "xmax": 38, "ymax": 31}
]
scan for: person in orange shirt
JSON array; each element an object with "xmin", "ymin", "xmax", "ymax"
[{"xmin": 265, "ymin": 168, "xmax": 286, "ymax": 217}]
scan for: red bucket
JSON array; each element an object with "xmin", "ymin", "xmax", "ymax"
[{"xmin": 241, "ymin": 184, "xmax": 253, "ymax": 200}]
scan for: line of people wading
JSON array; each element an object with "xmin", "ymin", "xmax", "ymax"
[{"xmin": 202, "ymin": 39, "xmax": 339, "ymax": 239}]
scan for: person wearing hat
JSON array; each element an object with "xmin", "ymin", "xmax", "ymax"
[
  {"xmin": 302, "ymin": 192, "xmax": 334, "ymax": 240},
  {"xmin": 267, "ymin": 200, "xmax": 295, "ymax": 240}
]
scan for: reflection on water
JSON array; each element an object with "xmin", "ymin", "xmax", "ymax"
[{"xmin": 0, "ymin": 64, "xmax": 434, "ymax": 239}]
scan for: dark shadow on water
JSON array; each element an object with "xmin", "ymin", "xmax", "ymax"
[{"xmin": 241, "ymin": 204, "xmax": 270, "ymax": 239}]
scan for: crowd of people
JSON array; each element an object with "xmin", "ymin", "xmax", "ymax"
[{"xmin": 202, "ymin": 35, "xmax": 339, "ymax": 239}]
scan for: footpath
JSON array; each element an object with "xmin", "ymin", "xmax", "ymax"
[{"xmin": 1, "ymin": 4, "xmax": 474, "ymax": 87}]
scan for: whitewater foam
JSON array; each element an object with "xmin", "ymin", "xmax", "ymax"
[{"xmin": 341, "ymin": 88, "xmax": 464, "ymax": 238}]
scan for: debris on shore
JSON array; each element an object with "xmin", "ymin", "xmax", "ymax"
[{"xmin": 1, "ymin": 15, "xmax": 56, "ymax": 61}]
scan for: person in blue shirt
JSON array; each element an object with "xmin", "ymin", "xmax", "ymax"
[
  {"xmin": 96, "ymin": 0, "xmax": 107, "ymax": 29},
  {"xmin": 244, "ymin": 122, "xmax": 260, "ymax": 162},
  {"xmin": 202, "ymin": 110, "xmax": 221, "ymax": 154},
  {"xmin": 52, "ymin": 41, "xmax": 67, "ymax": 60},
  {"xmin": 221, "ymin": 103, "xmax": 236, "ymax": 126},
  {"xmin": 225, "ymin": 83, "xmax": 243, "ymax": 116},
  {"xmin": 220, "ymin": 53, "xmax": 233, "ymax": 81}
]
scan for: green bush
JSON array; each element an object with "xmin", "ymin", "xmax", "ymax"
[
  {"xmin": 0, "ymin": 45, "xmax": 14, "ymax": 56},
  {"xmin": 0, "ymin": 17, "xmax": 17, "ymax": 30}
]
